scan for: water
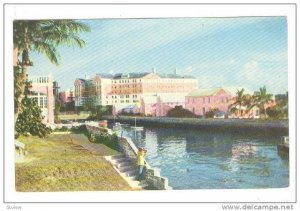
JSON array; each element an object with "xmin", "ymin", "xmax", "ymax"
[{"xmin": 113, "ymin": 124, "xmax": 289, "ymax": 190}]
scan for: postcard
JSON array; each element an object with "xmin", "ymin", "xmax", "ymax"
[{"xmin": 2, "ymin": 2, "xmax": 297, "ymax": 210}]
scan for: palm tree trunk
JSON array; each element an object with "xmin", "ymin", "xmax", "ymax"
[
  {"xmin": 14, "ymin": 65, "xmax": 28, "ymax": 125},
  {"xmin": 14, "ymin": 49, "xmax": 29, "ymax": 125}
]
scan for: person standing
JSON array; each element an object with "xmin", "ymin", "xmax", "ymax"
[{"xmin": 137, "ymin": 147, "xmax": 147, "ymax": 181}]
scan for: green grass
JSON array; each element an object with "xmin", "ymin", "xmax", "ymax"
[{"xmin": 15, "ymin": 134, "xmax": 132, "ymax": 192}]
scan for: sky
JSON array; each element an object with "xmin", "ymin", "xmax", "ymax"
[{"xmin": 27, "ymin": 17, "xmax": 288, "ymax": 94}]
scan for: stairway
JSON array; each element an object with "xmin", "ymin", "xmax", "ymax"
[{"xmin": 105, "ymin": 154, "xmax": 148, "ymax": 190}]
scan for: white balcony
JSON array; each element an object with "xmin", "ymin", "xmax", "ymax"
[{"xmin": 28, "ymin": 76, "xmax": 51, "ymax": 84}]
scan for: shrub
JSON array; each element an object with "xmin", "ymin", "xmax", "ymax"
[
  {"xmin": 15, "ymin": 97, "xmax": 52, "ymax": 138},
  {"xmin": 167, "ymin": 106, "xmax": 196, "ymax": 118},
  {"xmin": 266, "ymin": 106, "xmax": 288, "ymax": 119},
  {"xmin": 205, "ymin": 108, "xmax": 219, "ymax": 118},
  {"xmin": 70, "ymin": 125, "xmax": 89, "ymax": 136},
  {"xmin": 15, "ymin": 77, "xmax": 52, "ymax": 138},
  {"xmin": 93, "ymin": 131, "xmax": 119, "ymax": 152},
  {"xmin": 53, "ymin": 126, "xmax": 69, "ymax": 132}
]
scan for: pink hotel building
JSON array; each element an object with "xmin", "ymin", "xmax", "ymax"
[
  {"xmin": 74, "ymin": 72, "xmax": 198, "ymax": 116},
  {"xmin": 14, "ymin": 48, "xmax": 54, "ymax": 124},
  {"xmin": 28, "ymin": 75, "xmax": 55, "ymax": 124},
  {"xmin": 74, "ymin": 72, "xmax": 275, "ymax": 118}
]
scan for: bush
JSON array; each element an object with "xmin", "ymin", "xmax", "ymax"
[
  {"xmin": 15, "ymin": 97, "xmax": 52, "ymax": 138},
  {"xmin": 205, "ymin": 108, "xmax": 219, "ymax": 118},
  {"xmin": 70, "ymin": 125, "xmax": 89, "ymax": 136},
  {"xmin": 93, "ymin": 131, "xmax": 119, "ymax": 152},
  {"xmin": 266, "ymin": 106, "xmax": 288, "ymax": 119},
  {"xmin": 53, "ymin": 126, "xmax": 70, "ymax": 132},
  {"xmin": 15, "ymin": 77, "xmax": 52, "ymax": 138},
  {"xmin": 118, "ymin": 111, "xmax": 144, "ymax": 117},
  {"xmin": 167, "ymin": 106, "xmax": 196, "ymax": 118}
]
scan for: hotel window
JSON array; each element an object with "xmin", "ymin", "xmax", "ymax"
[
  {"xmin": 126, "ymin": 100, "xmax": 129, "ymax": 103},
  {"xmin": 39, "ymin": 97, "xmax": 44, "ymax": 108},
  {"xmin": 43, "ymin": 97, "xmax": 47, "ymax": 108}
]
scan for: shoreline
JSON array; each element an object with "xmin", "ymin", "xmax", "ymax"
[{"xmin": 103, "ymin": 115, "xmax": 289, "ymax": 134}]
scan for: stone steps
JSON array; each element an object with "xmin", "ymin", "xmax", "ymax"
[{"xmin": 105, "ymin": 155, "xmax": 148, "ymax": 190}]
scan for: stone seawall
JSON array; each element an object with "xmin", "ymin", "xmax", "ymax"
[
  {"xmin": 86, "ymin": 122, "xmax": 171, "ymax": 190},
  {"xmin": 104, "ymin": 116, "xmax": 289, "ymax": 134}
]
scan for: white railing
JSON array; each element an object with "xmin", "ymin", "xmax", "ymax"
[{"xmin": 28, "ymin": 76, "xmax": 50, "ymax": 84}]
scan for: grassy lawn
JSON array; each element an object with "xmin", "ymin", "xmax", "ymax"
[{"xmin": 15, "ymin": 134, "xmax": 132, "ymax": 192}]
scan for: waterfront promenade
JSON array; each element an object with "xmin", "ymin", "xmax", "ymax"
[{"xmin": 103, "ymin": 116, "xmax": 288, "ymax": 134}]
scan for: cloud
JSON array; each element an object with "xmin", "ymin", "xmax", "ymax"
[
  {"xmin": 236, "ymin": 60, "xmax": 287, "ymax": 94},
  {"xmin": 250, "ymin": 51, "xmax": 287, "ymax": 64},
  {"xmin": 85, "ymin": 18, "xmax": 271, "ymax": 64},
  {"xmin": 28, "ymin": 17, "xmax": 287, "ymax": 92},
  {"xmin": 241, "ymin": 60, "xmax": 261, "ymax": 82}
]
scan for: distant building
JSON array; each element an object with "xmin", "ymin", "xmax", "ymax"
[
  {"xmin": 28, "ymin": 75, "xmax": 54, "ymax": 124},
  {"xmin": 186, "ymin": 87, "xmax": 276, "ymax": 119},
  {"xmin": 59, "ymin": 88, "xmax": 75, "ymax": 104},
  {"xmin": 74, "ymin": 78, "xmax": 92, "ymax": 107},
  {"xmin": 74, "ymin": 73, "xmax": 113, "ymax": 108},
  {"xmin": 92, "ymin": 74, "xmax": 113, "ymax": 106},
  {"xmin": 74, "ymin": 71, "xmax": 198, "ymax": 115},
  {"xmin": 53, "ymin": 81, "xmax": 60, "ymax": 97},
  {"xmin": 185, "ymin": 88, "xmax": 233, "ymax": 116}
]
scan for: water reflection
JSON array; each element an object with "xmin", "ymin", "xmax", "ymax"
[{"xmin": 116, "ymin": 125, "xmax": 289, "ymax": 189}]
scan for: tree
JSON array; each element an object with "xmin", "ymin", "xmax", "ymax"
[
  {"xmin": 266, "ymin": 92, "xmax": 288, "ymax": 119},
  {"xmin": 253, "ymin": 86, "xmax": 273, "ymax": 118},
  {"xmin": 13, "ymin": 20, "xmax": 90, "ymax": 124},
  {"xmin": 167, "ymin": 106, "xmax": 196, "ymax": 118},
  {"xmin": 229, "ymin": 89, "xmax": 247, "ymax": 117},
  {"xmin": 54, "ymin": 98, "xmax": 61, "ymax": 123},
  {"xmin": 15, "ymin": 76, "xmax": 52, "ymax": 138},
  {"xmin": 205, "ymin": 108, "xmax": 219, "ymax": 118}
]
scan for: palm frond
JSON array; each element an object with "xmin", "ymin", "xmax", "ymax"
[{"xmin": 34, "ymin": 41, "xmax": 60, "ymax": 65}]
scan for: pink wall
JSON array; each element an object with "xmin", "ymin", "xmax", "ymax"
[
  {"xmin": 13, "ymin": 48, "xmax": 18, "ymax": 67},
  {"xmin": 31, "ymin": 82, "xmax": 54, "ymax": 124},
  {"xmin": 140, "ymin": 97, "xmax": 185, "ymax": 117},
  {"xmin": 59, "ymin": 91, "xmax": 73, "ymax": 104},
  {"xmin": 185, "ymin": 93, "xmax": 233, "ymax": 116}
]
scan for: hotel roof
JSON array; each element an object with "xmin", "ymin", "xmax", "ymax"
[
  {"xmin": 113, "ymin": 72, "xmax": 150, "ymax": 79},
  {"xmin": 187, "ymin": 87, "xmax": 254, "ymax": 97},
  {"xmin": 187, "ymin": 88, "xmax": 229, "ymax": 97},
  {"xmin": 96, "ymin": 73, "xmax": 114, "ymax": 78},
  {"xmin": 112, "ymin": 72, "xmax": 195, "ymax": 79},
  {"xmin": 158, "ymin": 73, "xmax": 195, "ymax": 79}
]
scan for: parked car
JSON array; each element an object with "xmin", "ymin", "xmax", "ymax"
[{"xmin": 214, "ymin": 111, "xmax": 226, "ymax": 119}]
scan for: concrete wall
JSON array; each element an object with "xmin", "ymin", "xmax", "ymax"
[{"xmin": 103, "ymin": 116, "xmax": 288, "ymax": 134}]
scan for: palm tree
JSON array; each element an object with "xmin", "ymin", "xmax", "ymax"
[
  {"xmin": 13, "ymin": 20, "xmax": 90, "ymax": 123},
  {"xmin": 229, "ymin": 88, "xmax": 246, "ymax": 117},
  {"xmin": 253, "ymin": 86, "xmax": 273, "ymax": 118}
]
